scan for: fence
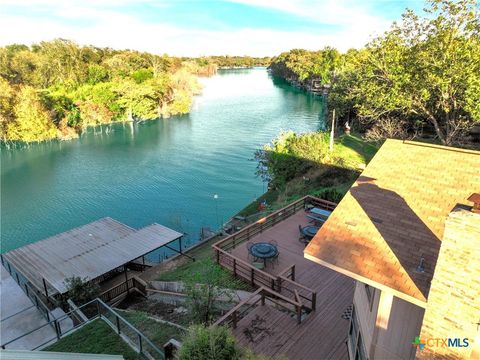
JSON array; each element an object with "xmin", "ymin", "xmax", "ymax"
[
  {"xmin": 212, "ymin": 195, "xmax": 335, "ymax": 313},
  {"xmin": 0, "ymin": 256, "xmax": 55, "ymax": 322},
  {"xmin": 213, "ymin": 286, "xmax": 305, "ymax": 329},
  {"xmin": 99, "ymin": 276, "xmax": 147, "ymax": 304},
  {"xmin": 1, "ymin": 298, "xmax": 164, "ymax": 359}
]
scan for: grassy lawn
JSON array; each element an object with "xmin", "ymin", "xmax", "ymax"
[
  {"xmin": 157, "ymin": 257, "xmax": 251, "ymax": 291},
  {"xmin": 43, "ymin": 320, "xmax": 142, "ymax": 360},
  {"xmin": 238, "ymin": 133, "xmax": 380, "ymax": 217},
  {"xmin": 117, "ymin": 310, "xmax": 185, "ymax": 349}
]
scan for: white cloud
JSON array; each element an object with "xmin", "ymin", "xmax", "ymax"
[{"xmin": 0, "ymin": 0, "xmax": 393, "ymax": 56}]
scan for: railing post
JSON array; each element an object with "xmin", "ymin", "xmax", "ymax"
[
  {"xmin": 97, "ymin": 300, "xmax": 101, "ymax": 318},
  {"xmin": 7, "ymin": 262, "xmax": 12, "ymax": 274},
  {"xmin": 24, "ymin": 283, "xmax": 29, "ymax": 297},
  {"xmin": 54, "ymin": 320, "xmax": 61, "ymax": 340},
  {"xmin": 277, "ymin": 277, "xmax": 282, "ymax": 293},
  {"xmin": 116, "ymin": 315, "xmax": 121, "ymax": 334},
  {"xmin": 250, "ymin": 268, "xmax": 255, "ymax": 286},
  {"xmin": 233, "ymin": 258, "xmax": 237, "ymax": 277},
  {"xmin": 311, "ymin": 292, "xmax": 317, "ymax": 311},
  {"xmin": 297, "ymin": 305, "xmax": 302, "ymax": 324},
  {"xmin": 271, "ymin": 278, "xmax": 275, "ymax": 290},
  {"xmin": 137, "ymin": 334, "xmax": 143, "ymax": 353},
  {"xmin": 232, "ymin": 311, "xmax": 237, "ymax": 329},
  {"xmin": 42, "ymin": 278, "xmax": 49, "ymax": 297},
  {"xmin": 216, "ymin": 249, "xmax": 220, "ymax": 264},
  {"xmin": 261, "ymin": 293, "xmax": 265, "ymax": 306},
  {"xmin": 292, "ymin": 265, "xmax": 295, "ymax": 281}
]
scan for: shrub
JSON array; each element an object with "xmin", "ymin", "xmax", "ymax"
[
  {"xmin": 176, "ymin": 325, "xmax": 242, "ymax": 360},
  {"xmin": 64, "ymin": 276, "xmax": 100, "ymax": 305}
]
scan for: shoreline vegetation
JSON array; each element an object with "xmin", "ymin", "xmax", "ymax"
[
  {"xmin": 0, "ymin": 41, "xmax": 270, "ymax": 144},
  {"xmin": 268, "ymin": 0, "xmax": 480, "ymax": 147}
]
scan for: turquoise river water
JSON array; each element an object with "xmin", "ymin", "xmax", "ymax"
[{"xmin": 1, "ymin": 68, "xmax": 325, "ymax": 257}]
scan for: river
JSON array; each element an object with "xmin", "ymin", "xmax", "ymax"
[{"xmin": 1, "ymin": 68, "xmax": 325, "ymax": 257}]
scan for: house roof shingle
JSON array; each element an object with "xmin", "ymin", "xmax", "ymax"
[{"xmin": 304, "ymin": 139, "xmax": 480, "ymax": 307}]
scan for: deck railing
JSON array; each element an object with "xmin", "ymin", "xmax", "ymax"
[
  {"xmin": 212, "ymin": 195, "xmax": 336, "ymax": 314},
  {"xmin": 213, "ymin": 286, "xmax": 305, "ymax": 329},
  {"xmin": 0, "ymin": 257, "xmax": 56, "ymax": 322},
  {"xmin": 99, "ymin": 276, "xmax": 147, "ymax": 304},
  {"xmin": 1, "ymin": 298, "xmax": 164, "ymax": 359}
]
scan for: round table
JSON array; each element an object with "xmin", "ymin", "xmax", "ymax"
[
  {"xmin": 302, "ymin": 225, "xmax": 320, "ymax": 239},
  {"xmin": 249, "ymin": 242, "xmax": 278, "ymax": 267}
]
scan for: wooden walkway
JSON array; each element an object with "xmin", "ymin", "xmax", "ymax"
[{"xmin": 229, "ymin": 210, "xmax": 355, "ymax": 359}]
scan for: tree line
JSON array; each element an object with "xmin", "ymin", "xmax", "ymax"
[
  {"xmin": 269, "ymin": 0, "xmax": 480, "ymax": 146},
  {"xmin": 0, "ymin": 41, "xmax": 270, "ymax": 143}
]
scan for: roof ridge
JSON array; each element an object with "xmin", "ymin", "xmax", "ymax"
[{"xmin": 401, "ymin": 140, "xmax": 480, "ymax": 155}]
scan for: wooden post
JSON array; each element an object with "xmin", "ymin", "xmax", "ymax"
[
  {"xmin": 233, "ymin": 259, "xmax": 237, "ymax": 277},
  {"xmin": 261, "ymin": 293, "xmax": 265, "ymax": 306},
  {"xmin": 216, "ymin": 249, "xmax": 220, "ymax": 264},
  {"xmin": 250, "ymin": 268, "xmax": 255, "ymax": 286},
  {"xmin": 277, "ymin": 277, "xmax": 282, "ymax": 292},
  {"xmin": 124, "ymin": 265, "xmax": 129, "ymax": 292},
  {"xmin": 142, "ymin": 256, "xmax": 145, "ymax": 265},
  {"xmin": 179, "ymin": 237, "xmax": 183, "ymax": 254},
  {"xmin": 232, "ymin": 311, "xmax": 237, "ymax": 329},
  {"xmin": 297, "ymin": 305, "xmax": 302, "ymax": 324},
  {"xmin": 311, "ymin": 292, "xmax": 317, "ymax": 311},
  {"xmin": 329, "ymin": 109, "xmax": 335, "ymax": 152},
  {"xmin": 292, "ymin": 265, "xmax": 295, "ymax": 281}
]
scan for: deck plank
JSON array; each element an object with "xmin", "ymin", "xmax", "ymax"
[{"xmin": 228, "ymin": 210, "xmax": 355, "ymax": 360}]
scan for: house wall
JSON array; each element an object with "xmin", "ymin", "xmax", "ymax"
[
  {"xmin": 418, "ymin": 208, "xmax": 480, "ymax": 359},
  {"xmin": 353, "ymin": 281, "xmax": 425, "ymax": 360},
  {"xmin": 374, "ymin": 295, "xmax": 425, "ymax": 359},
  {"xmin": 353, "ymin": 281, "xmax": 380, "ymax": 355}
]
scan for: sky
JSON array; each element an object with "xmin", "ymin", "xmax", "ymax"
[{"xmin": 0, "ymin": 0, "xmax": 425, "ymax": 56}]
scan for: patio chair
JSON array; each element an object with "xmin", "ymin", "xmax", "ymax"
[
  {"xmin": 298, "ymin": 225, "xmax": 309, "ymax": 246},
  {"xmin": 270, "ymin": 250, "xmax": 279, "ymax": 267},
  {"xmin": 252, "ymin": 261, "xmax": 265, "ymax": 270},
  {"xmin": 247, "ymin": 242, "xmax": 256, "ymax": 261}
]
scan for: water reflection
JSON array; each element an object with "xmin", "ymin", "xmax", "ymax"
[{"xmin": 1, "ymin": 68, "xmax": 325, "ymax": 254}]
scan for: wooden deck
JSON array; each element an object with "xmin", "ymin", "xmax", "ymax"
[{"xmin": 226, "ymin": 208, "xmax": 356, "ymax": 359}]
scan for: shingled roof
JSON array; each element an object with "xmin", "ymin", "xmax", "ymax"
[{"xmin": 304, "ymin": 139, "xmax": 480, "ymax": 307}]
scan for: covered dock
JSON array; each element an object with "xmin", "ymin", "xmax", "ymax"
[{"xmin": 1, "ymin": 217, "xmax": 184, "ymax": 298}]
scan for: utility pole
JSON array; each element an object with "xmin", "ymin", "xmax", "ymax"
[{"xmin": 329, "ymin": 109, "xmax": 335, "ymax": 152}]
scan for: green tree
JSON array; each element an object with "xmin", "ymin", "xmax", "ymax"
[
  {"xmin": 176, "ymin": 325, "xmax": 242, "ymax": 360},
  {"xmin": 64, "ymin": 276, "xmax": 100, "ymax": 305},
  {"xmin": 0, "ymin": 78, "xmax": 16, "ymax": 140},
  {"xmin": 348, "ymin": 0, "xmax": 480, "ymax": 144},
  {"xmin": 184, "ymin": 260, "xmax": 235, "ymax": 325},
  {"xmin": 6, "ymin": 86, "xmax": 57, "ymax": 142}
]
